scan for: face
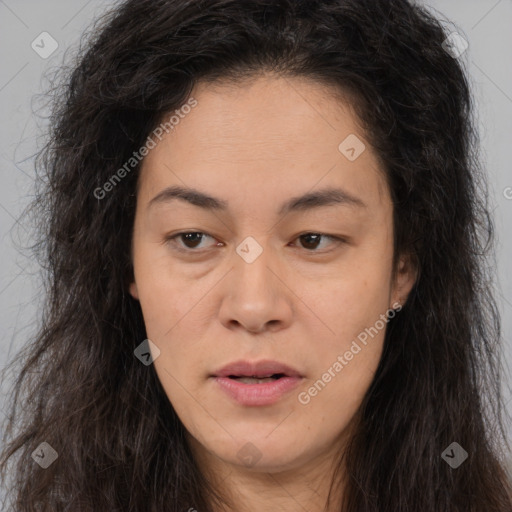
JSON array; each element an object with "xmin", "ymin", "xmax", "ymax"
[{"xmin": 129, "ymin": 74, "xmax": 416, "ymax": 477}]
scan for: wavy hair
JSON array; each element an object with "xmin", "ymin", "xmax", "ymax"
[{"xmin": 1, "ymin": 0, "xmax": 511, "ymax": 510}]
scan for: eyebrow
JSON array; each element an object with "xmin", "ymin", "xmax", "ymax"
[{"xmin": 147, "ymin": 184, "xmax": 367, "ymax": 215}]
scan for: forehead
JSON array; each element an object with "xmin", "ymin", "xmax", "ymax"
[
  {"xmin": 151, "ymin": 75, "xmax": 360, "ymax": 158},
  {"xmin": 138, "ymin": 74, "xmax": 390, "ymax": 214}
]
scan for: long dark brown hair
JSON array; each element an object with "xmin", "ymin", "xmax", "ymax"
[{"xmin": 1, "ymin": 0, "xmax": 511, "ymax": 510}]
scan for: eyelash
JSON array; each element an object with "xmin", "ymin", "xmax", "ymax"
[{"xmin": 164, "ymin": 231, "xmax": 346, "ymax": 254}]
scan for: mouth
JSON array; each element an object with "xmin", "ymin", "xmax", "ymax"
[
  {"xmin": 226, "ymin": 373, "xmax": 287, "ymax": 384},
  {"xmin": 210, "ymin": 360, "xmax": 303, "ymax": 406},
  {"xmin": 211, "ymin": 359, "xmax": 303, "ymax": 380}
]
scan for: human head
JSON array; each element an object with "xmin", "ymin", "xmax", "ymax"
[
  {"xmin": 128, "ymin": 72, "xmax": 415, "ymax": 500},
  {"xmin": 1, "ymin": 1, "xmax": 511, "ymax": 510}
]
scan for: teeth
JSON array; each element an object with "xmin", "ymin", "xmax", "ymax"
[{"xmin": 235, "ymin": 376, "xmax": 278, "ymax": 384}]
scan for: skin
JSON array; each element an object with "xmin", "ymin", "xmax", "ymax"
[{"xmin": 129, "ymin": 74, "xmax": 417, "ymax": 512}]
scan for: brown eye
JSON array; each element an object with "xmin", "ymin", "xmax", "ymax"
[
  {"xmin": 298, "ymin": 233, "xmax": 322, "ymax": 250},
  {"xmin": 165, "ymin": 232, "xmax": 219, "ymax": 252},
  {"xmin": 293, "ymin": 233, "xmax": 344, "ymax": 252},
  {"xmin": 180, "ymin": 232, "xmax": 207, "ymax": 249}
]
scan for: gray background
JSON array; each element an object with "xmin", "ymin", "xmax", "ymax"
[{"xmin": 0, "ymin": 0, "xmax": 510, "ymax": 472}]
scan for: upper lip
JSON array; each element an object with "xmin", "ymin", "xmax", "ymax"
[{"xmin": 211, "ymin": 359, "xmax": 303, "ymax": 378}]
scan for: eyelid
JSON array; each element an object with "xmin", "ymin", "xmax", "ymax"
[
  {"xmin": 164, "ymin": 231, "xmax": 347, "ymax": 253},
  {"xmin": 290, "ymin": 232, "xmax": 347, "ymax": 253},
  {"xmin": 164, "ymin": 231, "xmax": 219, "ymax": 252}
]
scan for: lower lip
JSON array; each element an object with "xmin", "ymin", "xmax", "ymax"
[{"xmin": 212, "ymin": 376, "xmax": 302, "ymax": 406}]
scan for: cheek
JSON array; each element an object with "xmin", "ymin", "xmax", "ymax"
[
  {"xmin": 296, "ymin": 252, "xmax": 392, "ymax": 408},
  {"xmin": 132, "ymin": 245, "xmax": 199, "ymax": 338},
  {"xmin": 132, "ymin": 255, "xmax": 214, "ymax": 388},
  {"xmin": 297, "ymin": 295, "xmax": 388, "ymax": 434},
  {"xmin": 304, "ymin": 249, "xmax": 393, "ymax": 347}
]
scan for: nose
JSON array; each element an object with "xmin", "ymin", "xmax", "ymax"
[{"xmin": 218, "ymin": 239, "xmax": 293, "ymax": 334}]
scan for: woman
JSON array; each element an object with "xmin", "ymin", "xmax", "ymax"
[{"xmin": 1, "ymin": 0, "xmax": 511, "ymax": 510}]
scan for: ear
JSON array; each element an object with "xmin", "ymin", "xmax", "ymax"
[
  {"xmin": 390, "ymin": 252, "xmax": 417, "ymax": 309},
  {"xmin": 129, "ymin": 281, "xmax": 139, "ymax": 300}
]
